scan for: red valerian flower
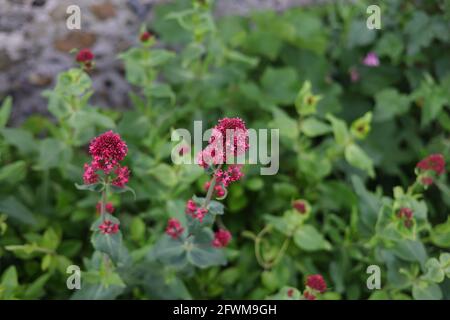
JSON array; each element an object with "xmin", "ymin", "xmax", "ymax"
[
  {"xmin": 83, "ymin": 163, "xmax": 99, "ymax": 184},
  {"xmin": 165, "ymin": 218, "xmax": 184, "ymax": 239},
  {"xmin": 185, "ymin": 199, "xmax": 197, "ymax": 214},
  {"xmin": 215, "ymin": 164, "xmax": 244, "ymax": 187},
  {"xmin": 212, "ymin": 229, "xmax": 232, "ymax": 248},
  {"xmin": 204, "ymin": 182, "xmax": 226, "ymax": 198},
  {"xmin": 112, "ymin": 165, "xmax": 130, "ymax": 188},
  {"xmin": 197, "ymin": 118, "xmax": 249, "ymax": 167},
  {"xmin": 210, "ymin": 117, "xmax": 249, "ymax": 159},
  {"xmin": 287, "ymin": 288, "xmax": 294, "ymax": 298},
  {"xmin": 397, "ymin": 207, "xmax": 413, "ymax": 219},
  {"xmin": 76, "ymin": 48, "xmax": 94, "ymax": 63},
  {"xmin": 96, "ymin": 202, "xmax": 115, "ymax": 214},
  {"xmin": 416, "ymin": 154, "xmax": 446, "ymax": 176},
  {"xmin": 305, "ymin": 274, "xmax": 327, "ymax": 293},
  {"xmin": 98, "ymin": 220, "xmax": 119, "ymax": 235},
  {"xmin": 185, "ymin": 199, "xmax": 208, "ymax": 222},
  {"xmin": 140, "ymin": 31, "xmax": 153, "ymax": 42},
  {"xmin": 89, "ymin": 131, "xmax": 128, "ymax": 174},
  {"xmin": 397, "ymin": 207, "xmax": 414, "ymax": 228},
  {"xmin": 421, "ymin": 177, "xmax": 434, "ymax": 186},
  {"xmin": 303, "ymin": 291, "xmax": 316, "ymax": 300},
  {"xmin": 293, "ymin": 200, "xmax": 307, "ymax": 214}
]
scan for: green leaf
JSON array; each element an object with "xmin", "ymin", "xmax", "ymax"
[
  {"xmin": 91, "ymin": 231, "xmax": 130, "ymax": 268},
  {"xmin": 301, "ymin": 117, "xmax": 331, "ymax": 137},
  {"xmin": 431, "ymin": 218, "xmax": 450, "ymax": 248},
  {"xmin": 0, "ymin": 160, "xmax": 27, "ymax": 185},
  {"xmin": 0, "ymin": 266, "xmax": 19, "ymax": 299},
  {"xmin": 392, "ymin": 240, "xmax": 427, "ymax": 266},
  {"xmin": 412, "ymin": 281, "xmax": 442, "ymax": 300},
  {"xmin": 0, "ymin": 96, "xmax": 12, "ymax": 128},
  {"xmin": 71, "ymin": 283, "xmax": 125, "ymax": 300},
  {"xmin": 261, "ymin": 67, "xmax": 299, "ymax": 105},
  {"xmin": 0, "ymin": 196, "xmax": 36, "ymax": 226},
  {"xmin": 345, "ymin": 143, "xmax": 375, "ymax": 177},
  {"xmin": 421, "ymin": 258, "xmax": 445, "ymax": 283},
  {"xmin": 152, "ymin": 236, "xmax": 188, "ymax": 269},
  {"xmin": 1, "ymin": 128, "xmax": 36, "ymax": 154},
  {"xmin": 75, "ymin": 183, "xmax": 104, "ymax": 192},
  {"xmin": 110, "ymin": 185, "xmax": 136, "ymax": 199},
  {"xmin": 145, "ymin": 83, "xmax": 176, "ymax": 105},
  {"xmin": 23, "ymin": 273, "xmax": 51, "ymax": 299},
  {"xmin": 130, "ymin": 217, "xmax": 146, "ymax": 242},
  {"xmin": 188, "ymin": 229, "xmax": 227, "ymax": 268},
  {"xmin": 272, "ymin": 108, "xmax": 298, "ymax": 140},
  {"xmin": 35, "ymin": 138, "xmax": 69, "ymax": 170},
  {"xmin": 326, "ymin": 114, "xmax": 349, "ymax": 146},
  {"xmin": 293, "ymin": 225, "xmax": 331, "ymax": 251}
]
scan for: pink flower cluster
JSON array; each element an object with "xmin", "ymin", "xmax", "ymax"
[
  {"xmin": 165, "ymin": 218, "xmax": 184, "ymax": 239},
  {"xmin": 83, "ymin": 131, "xmax": 130, "ymax": 188},
  {"xmin": 198, "ymin": 118, "xmax": 249, "ymax": 168},
  {"xmin": 96, "ymin": 202, "xmax": 115, "ymax": 215},
  {"xmin": 416, "ymin": 154, "xmax": 445, "ymax": 175},
  {"xmin": 185, "ymin": 199, "xmax": 208, "ymax": 222},
  {"xmin": 76, "ymin": 48, "xmax": 94, "ymax": 70},
  {"xmin": 212, "ymin": 229, "xmax": 232, "ymax": 248},
  {"xmin": 363, "ymin": 52, "xmax": 380, "ymax": 67},
  {"xmin": 99, "ymin": 220, "xmax": 119, "ymax": 235},
  {"xmin": 303, "ymin": 274, "xmax": 327, "ymax": 300},
  {"xmin": 397, "ymin": 207, "xmax": 414, "ymax": 228},
  {"xmin": 293, "ymin": 200, "xmax": 307, "ymax": 214}
]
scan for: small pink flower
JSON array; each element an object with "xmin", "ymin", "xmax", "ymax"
[
  {"xmin": 83, "ymin": 163, "xmax": 98, "ymax": 184},
  {"xmin": 416, "ymin": 154, "xmax": 445, "ymax": 176},
  {"xmin": 305, "ymin": 274, "xmax": 327, "ymax": 293},
  {"xmin": 421, "ymin": 176, "xmax": 434, "ymax": 186},
  {"xmin": 303, "ymin": 291, "xmax": 316, "ymax": 300},
  {"xmin": 293, "ymin": 200, "xmax": 307, "ymax": 214},
  {"xmin": 89, "ymin": 131, "xmax": 128, "ymax": 174},
  {"xmin": 99, "ymin": 220, "xmax": 119, "ymax": 235},
  {"xmin": 215, "ymin": 165, "xmax": 244, "ymax": 187},
  {"xmin": 185, "ymin": 199, "xmax": 197, "ymax": 214},
  {"xmin": 165, "ymin": 218, "xmax": 184, "ymax": 239},
  {"xmin": 212, "ymin": 229, "xmax": 232, "ymax": 248},
  {"xmin": 112, "ymin": 165, "xmax": 130, "ymax": 188},
  {"xmin": 96, "ymin": 202, "xmax": 115, "ymax": 214},
  {"xmin": 287, "ymin": 288, "xmax": 294, "ymax": 297},
  {"xmin": 397, "ymin": 207, "xmax": 413, "ymax": 220},
  {"xmin": 76, "ymin": 49, "xmax": 94, "ymax": 63},
  {"xmin": 140, "ymin": 31, "xmax": 153, "ymax": 42},
  {"xmin": 349, "ymin": 67, "xmax": 360, "ymax": 82},
  {"xmin": 363, "ymin": 52, "xmax": 379, "ymax": 67}
]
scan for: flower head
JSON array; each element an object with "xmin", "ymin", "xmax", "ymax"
[
  {"xmin": 416, "ymin": 154, "xmax": 445, "ymax": 176},
  {"xmin": 303, "ymin": 291, "xmax": 316, "ymax": 300},
  {"xmin": 293, "ymin": 200, "xmax": 309, "ymax": 214},
  {"xmin": 83, "ymin": 163, "xmax": 99, "ymax": 184},
  {"xmin": 212, "ymin": 229, "xmax": 232, "ymax": 248},
  {"xmin": 210, "ymin": 117, "xmax": 249, "ymax": 158},
  {"xmin": 363, "ymin": 52, "xmax": 379, "ymax": 67},
  {"xmin": 96, "ymin": 202, "xmax": 115, "ymax": 214},
  {"xmin": 165, "ymin": 218, "xmax": 184, "ymax": 239},
  {"xmin": 112, "ymin": 165, "xmax": 130, "ymax": 188},
  {"xmin": 98, "ymin": 220, "xmax": 119, "ymax": 235},
  {"xmin": 76, "ymin": 48, "xmax": 94, "ymax": 63},
  {"xmin": 140, "ymin": 31, "xmax": 153, "ymax": 42},
  {"xmin": 214, "ymin": 165, "xmax": 244, "ymax": 187},
  {"xmin": 305, "ymin": 274, "xmax": 327, "ymax": 293},
  {"xmin": 89, "ymin": 131, "xmax": 128, "ymax": 174}
]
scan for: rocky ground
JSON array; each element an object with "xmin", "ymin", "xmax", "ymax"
[{"xmin": 0, "ymin": 0, "xmax": 323, "ymax": 124}]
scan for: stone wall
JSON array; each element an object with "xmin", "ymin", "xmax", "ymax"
[{"xmin": 0, "ymin": 0, "xmax": 323, "ymax": 123}]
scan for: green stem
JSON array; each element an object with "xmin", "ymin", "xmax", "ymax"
[{"xmin": 202, "ymin": 164, "xmax": 222, "ymax": 209}]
